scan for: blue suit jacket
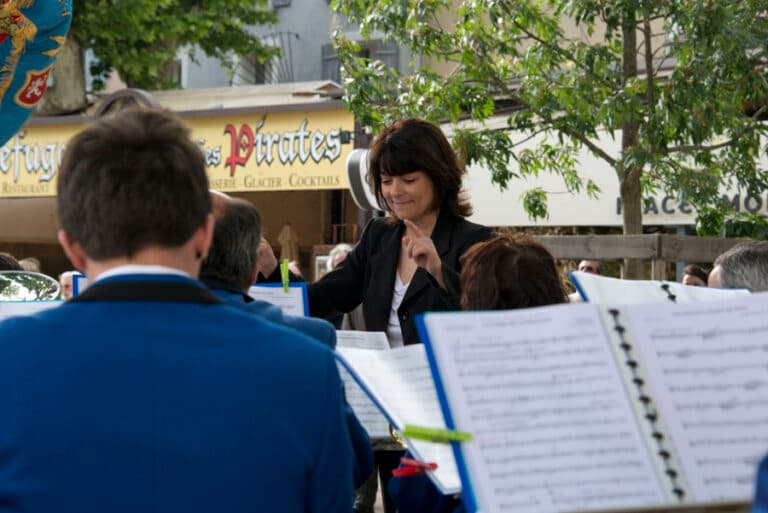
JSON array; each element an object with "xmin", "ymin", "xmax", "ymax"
[
  {"xmin": 202, "ymin": 276, "xmax": 374, "ymax": 488},
  {"xmin": 0, "ymin": 274, "xmax": 354, "ymax": 513}
]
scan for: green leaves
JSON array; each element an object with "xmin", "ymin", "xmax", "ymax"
[
  {"xmin": 72, "ymin": 0, "xmax": 278, "ymax": 90},
  {"xmin": 334, "ymin": 0, "xmax": 768, "ymax": 229}
]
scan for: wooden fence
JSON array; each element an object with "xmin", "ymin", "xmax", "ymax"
[{"xmin": 532, "ymin": 234, "xmax": 752, "ymax": 280}]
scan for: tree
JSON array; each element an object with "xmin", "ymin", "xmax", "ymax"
[
  {"xmin": 333, "ymin": 0, "xmax": 768, "ymax": 277},
  {"xmin": 38, "ymin": 0, "xmax": 277, "ymax": 114}
]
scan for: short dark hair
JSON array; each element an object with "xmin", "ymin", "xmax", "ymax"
[
  {"xmin": 200, "ymin": 198, "xmax": 262, "ymax": 291},
  {"xmin": 682, "ymin": 264, "xmax": 709, "ymax": 284},
  {"xmin": 713, "ymin": 241, "xmax": 768, "ymax": 292},
  {"xmin": 368, "ymin": 118, "xmax": 471, "ymax": 219},
  {"xmin": 57, "ymin": 108, "xmax": 212, "ymax": 260},
  {"xmin": 0, "ymin": 253, "xmax": 22, "ymax": 271},
  {"xmin": 460, "ymin": 235, "xmax": 567, "ymax": 310}
]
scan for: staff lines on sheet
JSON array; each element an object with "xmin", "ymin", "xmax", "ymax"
[
  {"xmin": 471, "ymin": 400, "xmax": 625, "ymax": 421},
  {"xmin": 462, "ymin": 335, "xmax": 604, "ymax": 351},
  {"xmin": 494, "ymin": 475, "xmax": 653, "ymax": 494},
  {"xmin": 488, "ymin": 459, "xmax": 648, "ymax": 478},
  {"xmin": 549, "ymin": 490, "xmax": 662, "ymax": 506},
  {"xmin": 688, "ymin": 435, "xmax": 768, "ymax": 447},
  {"xmin": 669, "ymin": 380, "xmax": 767, "ymax": 393},
  {"xmin": 478, "ymin": 430, "xmax": 636, "ymax": 449},
  {"xmin": 485, "ymin": 445, "xmax": 643, "ymax": 465},
  {"xmin": 682, "ymin": 417, "xmax": 768, "ymax": 429},
  {"xmin": 465, "ymin": 387, "xmax": 616, "ymax": 406},
  {"xmin": 656, "ymin": 344, "xmax": 768, "ymax": 359},
  {"xmin": 460, "ymin": 373, "xmax": 614, "ymax": 391},
  {"xmin": 457, "ymin": 358, "xmax": 611, "ymax": 378},
  {"xmin": 661, "ymin": 362, "xmax": 767, "ymax": 375},
  {"xmin": 674, "ymin": 398, "xmax": 768, "ymax": 412},
  {"xmin": 454, "ymin": 345, "xmax": 604, "ymax": 363},
  {"xmin": 648, "ymin": 325, "xmax": 768, "ymax": 342},
  {"xmin": 696, "ymin": 456, "xmax": 762, "ymax": 467},
  {"xmin": 475, "ymin": 418, "xmax": 629, "ymax": 437}
]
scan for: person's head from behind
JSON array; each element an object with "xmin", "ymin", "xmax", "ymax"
[
  {"xmin": 460, "ymin": 235, "xmax": 567, "ymax": 310},
  {"xmin": 18, "ymin": 257, "xmax": 40, "ymax": 273},
  {"xmin": 709, "ymin": 241, "xmax": 768, "ymax": 292},
  {"xmin": 577, "ymin": 259, "xmax": 601, "ymax": 275},
  {"xmin": 201, "ymin": 191, "xmax": 262, "ymax": 292},
  {"xmin": 367, "ymin": 118, "xmax": 470, "ymax": 223},
  {"xmin": 681, "ymin": 264, "xmax": 708, "ymax": 287},
  {"xmin": 327, "ymin": 243, "xmax": 353, "ymax": 272},
  {"xmin": 56, "ymin": 108, "xmax": 213, "ymax": 277},
  {"xmin": 0, "ymin": 253, "xmax": 22, "ymax": 271}
]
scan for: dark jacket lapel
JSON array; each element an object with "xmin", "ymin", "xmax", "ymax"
[{"xmin": 364, "ymin": 221, "xmax": 403, "ymax": 331}]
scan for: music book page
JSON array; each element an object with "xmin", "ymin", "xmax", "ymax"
[
  {"xmin": 336, "ymin": 344, "xmax": 462, "ymax": 494},
  {"xmin": 570, "ymin": 272, "xmax": 750, "ymax": 304},
  {"xmin": 335, "ymin": 331, "xmax": 391, "ymax": 438},
  {"xmin": 422, "ymin": 304, "xmax": 668, "ymax": 513},
  {"xmin": 623, "ymin": 293, "xmax": 768, "ymax": 502},
  {"xmin": 248, "ymin": 283, "xmax": 307, "ymax": 317}
]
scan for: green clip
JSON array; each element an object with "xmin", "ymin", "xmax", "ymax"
[
  {"xmin": 402, "ymin": 424, "xmax": 472, "ymax": 443},
  {"xmin": 280, "ymin": 259, "xmax": 289, "ymax": 292}
]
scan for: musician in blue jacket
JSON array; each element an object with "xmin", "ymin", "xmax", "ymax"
[
  {"xmin": 200, "ymin": 190, "xmax": 373, "ymax": 487},
  {"xmin": 0, "ymin": 108, "xmax": 355, "ymax": 513}
]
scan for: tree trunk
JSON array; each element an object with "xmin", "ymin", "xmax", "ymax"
[
  {"xmin": 35, "ymin": 36, "xmax": 88, "ymax": 116},
  {"xmin": 620, "ymin": 12, "xmax": 644, "ymax": 279}
]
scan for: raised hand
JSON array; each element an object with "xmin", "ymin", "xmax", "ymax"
[
  {"xmin": 402, "ymin": 219, "xmax": 444, "ymax": 288},
  {"xmin": 257, "ymin": 237, "xmax": 279, "ymax": 277}
]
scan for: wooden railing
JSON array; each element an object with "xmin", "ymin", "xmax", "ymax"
[{"xmin": 531, "ymin": 234, "xmax": 752, "ymax": 279}]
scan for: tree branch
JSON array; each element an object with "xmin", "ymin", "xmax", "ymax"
[{"xmin": 666, "ymin": 105, "xmax": 768, "ymax": 153}]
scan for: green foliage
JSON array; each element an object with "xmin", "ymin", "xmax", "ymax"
[
  {"xmin": 696, "ymin": 207, "xmax": 768, "ymax": 239},
  {"xmin": 72, "ymin": 0, "xmax": 278, "ymax": 90},
  {"xmin": 333, "ymin": 0, "xmax": 768, "ymax": 229}
]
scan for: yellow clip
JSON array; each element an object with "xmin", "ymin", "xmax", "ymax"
[
  {"xmin": 402, "ymin": 424, "xmax": 472, "ymax": 443},
  {"xmin": 280, "ymin": 259, "xmax": 289, "ymax": 292}
]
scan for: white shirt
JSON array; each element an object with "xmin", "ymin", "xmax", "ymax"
[
  {"xmin": 94, "ymin": 265, "xmax": 190, "ymax": 284},
  {"xmin": 386, "ymin": 273, "xmax": 409, "ymax": 349}
]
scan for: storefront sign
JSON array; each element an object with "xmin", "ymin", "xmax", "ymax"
[
  {"xmin": 0, "ymin": 108, "xmax": 355, "ymax": 198},
  {"xmin": 465, "ymin": 132, "xmax": 768, "ymax": 227}
]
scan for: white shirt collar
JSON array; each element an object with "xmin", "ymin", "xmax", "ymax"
[{"xmin": 94, "ymin": 265, "xmax": 190, "ymax": 284}]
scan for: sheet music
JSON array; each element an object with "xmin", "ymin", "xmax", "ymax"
[
  {"xmin": 248, "ymin": 284, "xmax": 307, "ymax": 317},
  {"xmin": 336, "ymin": 344, "xmax": 461, "ymax": 494},
  {"xmin": 0, "ymin": 300, "xmax": 60, "ymax": 322},
  {"xmin": 335, "ymin": 331, "xmax": 391, "ymax": 438},
  {"xmin": 571, "ymin": 272, "xmax": 750, "ymax": 304},
  {"xmin": 623, "ymin": 293, "xmax": 768, "ymax": 502},
  {"xmin": 422, "ymin": 304, "xmax": 668, "ymax": 513}
]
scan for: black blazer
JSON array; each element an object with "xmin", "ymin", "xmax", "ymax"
[{"xmin": 309, "ymin": 211, "xmax": 494, "ymax": 345}]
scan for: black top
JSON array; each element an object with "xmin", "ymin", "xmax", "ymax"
[{"xmin": 310, "ymin": 211, "xmax": 493, "ymax": 345}]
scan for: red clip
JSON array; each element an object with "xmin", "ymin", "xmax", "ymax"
[{"xmin": 391, "ymin": 457, "xmax": 439, "ymax": 477}]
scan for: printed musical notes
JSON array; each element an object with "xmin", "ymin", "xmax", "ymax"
[
  {"xmin": 335, "ymin": 343, "xmax": 462, "ymax": 494},
  {"xmin": 624, "ymin": 294, "xmax": 768, "ymax": 502},
  {"xmin": 422, "ymin": 304, "xmax": 668, "ymax": 513}
]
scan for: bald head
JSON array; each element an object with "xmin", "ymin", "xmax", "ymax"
[{"xmin": 200, "ymin": 191, "xmax": 262, "ymax": 291}]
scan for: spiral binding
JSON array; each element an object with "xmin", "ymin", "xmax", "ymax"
[
  {"xmin": 659, "ymin": 283, "xmax": 678, "ymax": 303},
  {"xmin": 607, "ymin": 308, "xmax": 686, "ymax": 500}
]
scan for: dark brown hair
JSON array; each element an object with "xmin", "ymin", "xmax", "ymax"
[
  {"xmin": 681, "ymin": 264, "xmax": 709, "ymax": 284},
  {"xmin": 368, "ymin": 118, "xmax": 470, "ymax": 219},
  {"xmin": 460, "ymin": 235, "xmax": 567, "ymax": 310},
  {"xmin": 201, "ymin": 198, "xmax": 262, "ymax": 291},
  {"xmin": 0, "ymin": 253, "xmax": 22, "ymax": 271},
  {"xmin": 57, "ymin": 108, "xmax": 212, "ymax": 260}
]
